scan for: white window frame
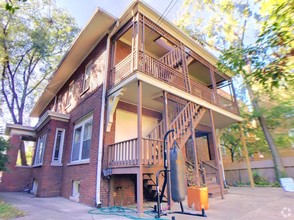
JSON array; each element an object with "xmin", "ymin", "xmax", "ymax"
[
  {"xmin": 66, "ymin": 81, "xmax": 74, "ymax": 107},
  {"xmin": 82, "ymin": 62, "xmax": 92, "ymax": 93},
  {"xmin": 34, "ymin": 133, "xmax": 47, "ymax": 166},
  {"xmin": 70, "ymin": 114, "xmax": 93, "ymax": 163},
  {"xmin": 51, "ymin": 128, "xmax": 65, "ymax": 166}
]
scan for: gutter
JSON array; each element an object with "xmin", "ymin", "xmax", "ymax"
[{"xmin": 96, "ymin": 21, "xmax": 119, "ymax": 206}]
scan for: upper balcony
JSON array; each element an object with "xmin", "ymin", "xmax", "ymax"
[{"xmin": 108, "ymin": 13, "xmax": 239, "ymax": 115}]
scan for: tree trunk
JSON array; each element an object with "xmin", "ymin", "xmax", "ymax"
[
  {"xmin": 19, "ymin": 141, "xmax": 28, "ymax": 166},
  {"xmin": 246, "ymin": 85, "xmax": 286, "ymax": 180}
]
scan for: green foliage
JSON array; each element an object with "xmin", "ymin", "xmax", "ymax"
[
  {"xmin": 0, "ymin": 200, "xmax": 24, "ymax": 219},
  {"xmin": 252, "ymin": 170, "xmax": 270, "ymax": 185},
  {"xmin": 0, "ymin": 136, "xmax": 9, "ymax": 171},
  {"xmin": 218, "ymin": 1, "xmax": 294, "ymax": 92},
  {"xmin": 0, "ymin": 0, "xmax": 79, "ymax": 124},
  {"xmin": 4, "ymin": 0, "xmax": 27, "ymax": 13}
]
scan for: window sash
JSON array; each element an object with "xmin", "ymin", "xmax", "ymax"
[
  {"xmin": 52, "ymin": 129, "xmax": 65, "ymax": 163},
  {"xmin": 71, "ymin": 116, "xmax": 92, "ymax": 162},
  {"xmin": 34, "ymin": 133, "xmax": 47, "ymax": 165},
  {"xmin": 82, "ymin": 63, "xmax": 92, "ymax": 92}
]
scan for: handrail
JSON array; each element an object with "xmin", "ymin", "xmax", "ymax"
[
  {"xmin": 201, "ymin": 160, "xmax": 217, "ymax": 171},
  {"xmin": 146, "ymin": 120, "xmax": 165, "ymax": 140},
  {"xmin": 159, "ymin": 47, "xmax": 182, "ymax": 69}
]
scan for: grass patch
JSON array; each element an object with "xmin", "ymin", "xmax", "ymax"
[{"xmin": 0, "ymin": 200, "xmax": 25, "ymax": 219}]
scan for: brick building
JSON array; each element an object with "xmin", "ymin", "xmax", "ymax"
[{"xmin": 1, "ymin": 1, "xmax": 243, "ymax": 214}]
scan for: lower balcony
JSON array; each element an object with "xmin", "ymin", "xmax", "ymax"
[{"xmin": 108, "ymin": 138, "xmax": 164, "ymax": 169}]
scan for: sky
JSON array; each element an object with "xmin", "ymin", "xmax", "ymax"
[{"xmin": 57, "ymin": 0, "xmax": 183, "ymax": 28}]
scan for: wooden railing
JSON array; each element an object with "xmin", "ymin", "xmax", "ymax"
[
  {"xmin": 159, "ymin": 47, "xmax": 182, "ymax": 69},
  {"xmin": 108, "ymin": 138, "xmax": 164, "ymax": 167},
  {"xmin": 201, "ymin": 160, "xmax": 217, "ymax": 175},
  {"xmin": 111, "ymin": 53, "xmax": 133, "ymax": 86},
  {"xmin": 110, "ymin": 50, "xmax": 239, "ymax": 115},
  {"xmin": 142, "ymin": 138, "xmax": 164, "ymax": 166},
  {"xmin": 216, "ymin": 94, "xmax": 239, "ymax": 114},
  {"xmin": 138, "ymin": 52, "xmax": 188, "ymax": 92},
  {"xmin": 168, "ymin": 102, "xmax": 200, "ymax": 146},
  {"xmin": 108, "ymin": 138, "xmax": 138, "ymax": 167},
  {"xmin": 190, "ymin": 79, "xmax": 214, "ymax": 104},
  {"xmin": 146, "ymin": 120, "xmax": 165, "ymax": 140}
]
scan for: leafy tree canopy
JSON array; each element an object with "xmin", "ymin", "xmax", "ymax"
[
  {"xmin": 0, "ymin": 136, "xmax": 9, "ymax": 171},
  {"xmin": 0, "ymin": 0, "xmax": 79, "ymax": 124}
]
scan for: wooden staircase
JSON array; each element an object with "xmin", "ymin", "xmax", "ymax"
[
  {"xmin": 144, "ymin": 101, "xmax": 207, "ymax": 199},
  {"xmin": 201, "ymin": 160, "xmax": 227, "ymax": 198},
  {"xmin": 143, "ymin": 173, "xmax": 167, "ymax": 201}
]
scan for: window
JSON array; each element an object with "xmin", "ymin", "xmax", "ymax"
[
  {"xmin": 66, "ymin": 81, "xmax": 74, "ymax": 106},
  {"xmin": 82, "ymin": 62, "xmax": 92, "ymax": 92},
  {"xmin": 52, "ymin": 128, "xmax": 65, "ymax": 165},
  {"xmin": 71, "ymin": 115, "xmax": 93, "ymax": 162},
  {"xmin": 69, "ymin": 180, "xmax": 80, "ymax": 202},
  {"xmin": 34, "ymin": 133, "xmax": 47, "ymax": 166}
]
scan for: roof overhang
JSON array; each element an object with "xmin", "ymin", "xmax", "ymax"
[
  {"xmin": 5, "ymin": 124, "xmax": 36, "ymax": 137},
  {"xmin": 6, "ymin": 111, "xmax": 70, "ymax": 139},
  {"xmin": 30, "ymin": 8, "xmax": 117, "ymax": 117},
  {"xmin": 35, "ymin": 111, "xmax": 70, "ymax": 132}
]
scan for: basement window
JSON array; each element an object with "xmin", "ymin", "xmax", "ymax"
[{"xmin": 69, "ymin": 180, "xmax": 80, "ymax": 202}]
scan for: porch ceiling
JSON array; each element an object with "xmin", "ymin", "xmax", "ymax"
[
  {"xmin": 119, "ymin": 80, "xmax": 163, "ymax": 112},
  {"xmin": 114, "ymin": 78, "xmax": 240, "ymax": 129}
]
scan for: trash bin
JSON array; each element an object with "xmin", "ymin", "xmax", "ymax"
[{"xmin": 187, "ymin": 186, "xmax": 209, "ymax": 211}]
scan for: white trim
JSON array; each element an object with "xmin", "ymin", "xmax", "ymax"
[
  {"xmin": 70, "ymin": 114, "xmax": 93, "ymax": 163},
  {"xmin": 51, "ymin": 128, "xmax": 65, "ymax": 164},
  {"xmin": 67, "ymin": 159, "xmax": 90, "ymax": 166},
  {"xmin": 33, "ymin": 133, "xmax": 47, "ymax": 166}
]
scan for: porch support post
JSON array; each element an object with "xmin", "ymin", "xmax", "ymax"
[
  {"xmin": 216, "ymin": 128, "xmax": 227, "ymax": 187},
  {"xmin": 163, "ymin": 90, "xmax": 172, "ymax": 209},
  {"xmin": 239, "ymin": 123, "xmax": 255, "ymax": 188},
  {"xmin": 137, "ymin": 80, "xmax": 143, "ymax": 215},
  {"xmin": 209, "ymin": 109, "xmax": 224, "ymax": 199},
  {"xmin": 209, "ymin": 67, "xmax": 218, "ymax": 104},
  {"xmin": 190, "ymin": 110, "xmax": 200, "ymax": 186}
]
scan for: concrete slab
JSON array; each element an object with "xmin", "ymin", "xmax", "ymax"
[{"xmin": 0, "ymin": 187, "xmax": 293, "ymax": 220}]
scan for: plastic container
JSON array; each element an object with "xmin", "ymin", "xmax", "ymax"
[{"xmin": 187, "ymin": 186, "xmax": 209, "ymax": 211}]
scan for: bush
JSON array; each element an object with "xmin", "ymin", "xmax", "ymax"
[
  {"xmin": 252, "ymin": 170, "xmax": 270, "ymax": 186},
  {"xmin": 0, "ymin": 137, "xmax": 9, "ymax": 171}
]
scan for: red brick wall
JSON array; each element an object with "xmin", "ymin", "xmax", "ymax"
[
  {"xmin": 0, "ymin": 135, "xmax": 32, "ymax": 192},
  {"xmin": 115, "ymin": 40, "xmax": 132, "ymax": 65},
  {"xmin": 59, "ymin": 37, "xmax": 108, "ymax": 206},
  {"xmin": 32, "ymin": 119, "xmax": 68, "ymax": 197},
  {"xmin": 112, "ymin": 174, "xmax": 136, "ymax": 206}
]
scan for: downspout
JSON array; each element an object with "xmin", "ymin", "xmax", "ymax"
[{"xmin": 96, "ymin": 21, "xmax": 119, "ymax": 206}]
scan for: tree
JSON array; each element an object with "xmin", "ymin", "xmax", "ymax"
[
  {"xmin": 177, "ymin": 0, "xmax": 290, "ymax": 179},
  {"xmin": 217, "ymin": 1, "xmax": 293, "ymax": 179},
  {"xmin": 0, "ymin": 0, "xmax": 79, "ymax": 164},
  {"xmin": 0, "ymin": 136, "xmax": 9, "ymax": 171},
  {"xmin": 4, "ymin": 0, "xmax": 27, "ymax": 13}
]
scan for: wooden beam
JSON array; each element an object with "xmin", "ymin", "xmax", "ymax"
[
  {"xmin": 190, "ymin": 104, "xmax": 200, "ymax": 186},
  {"xmin": 163, "ymin": 90, "xmax": 172, "ymax": 209},
  {"xmin": 239, "ymin": 123, "xmax": 255, "ymax": 188},
  {"xmin": 136, "ymin": 80, "xmax": 143, "ymax": 215},
  {"xmin": 209, "ymin": 109, "xmax": 224, "ymax": 199}
]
